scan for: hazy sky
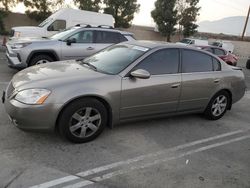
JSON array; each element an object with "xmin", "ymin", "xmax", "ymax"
[{"xmin": 13, "ymin": 0, "xmax": 250, "ymax": 26}]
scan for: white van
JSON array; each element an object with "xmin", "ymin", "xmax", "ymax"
[
  {"xmin": 176, "ymin": 38, "xmax": 208, "ymax": 46},
  {"xmin": 211, "ymin": 41, "xmax": 234, "ymax": 53},
  {"xmin": 10, "ymin": 8, "xmax": 114, "ymax": 39}
]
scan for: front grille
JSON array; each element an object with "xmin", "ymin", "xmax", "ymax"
[
  {"xmin": 6, "ymin": 82, "xmax": 15, "ymax": 98},
  {"xmin": 10, "ymin": 29, "xmax": 15, "ymax": 37}
]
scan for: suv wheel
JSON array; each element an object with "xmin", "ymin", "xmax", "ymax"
[
  {"xmin": 29, "ymin": 55, "xmax": 54, "ymax": 66},
  {"xmin": 204, "ymin": 91, "xmax": 230, "ymax": 120},
  {"xmin": 58, "ymin": 98, "xmax": 108, "ymax": 143}
]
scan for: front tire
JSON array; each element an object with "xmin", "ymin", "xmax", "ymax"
[
  {"xmin": 29, "ymin": 55, "xmax": 54, "ymax": 66},
  {"xmin": 58, "ymin": 98, "xmax": 107, "ymax": 143},
  {"xmin": 204, "ymin": 91, "xmax": 230, "ymax": 120}
]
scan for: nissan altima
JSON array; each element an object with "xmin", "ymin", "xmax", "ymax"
[{"xmin": 3, "ymin": 41, "xmax": 246, "ymax": 143}]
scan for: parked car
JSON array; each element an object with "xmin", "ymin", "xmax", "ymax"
[
  {"xmin": 10, "ymin": 8, "xmax": 114, "ymax": 39},
  {"xmin": 3, "ymin": 41, "xmax": 246, "ymax": 143},
  {"xmin": 176, "ymin": 38, "xmax": 208, "ymax": 46},
  {"xmin": 197, "ymin": 45, "xmax": 238, "ymax": 66},
  {"xmin": 211, "ymin": 41, "xmax": 234, "ymax": 53},
  {"xmin": 6, "ymin": 25, "xmax": 135, "ymax": 69}
]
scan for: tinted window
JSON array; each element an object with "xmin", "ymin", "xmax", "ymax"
[
  {"xmin": 48, "ymin": 20, "xmax": 66, "ymax": 31},
  {"xmin": 214, "ymin": 48, "xmax": 226, "ymax": 56},
  {"xmin": 120, "ymin": 35, "xmax": 128, "ymax": 42},
  {"xmin": 95, "ymin": 31, "xmax": 120, "ymax": 43},
  {"xmin": 182, "ymin": 50, "xmax": 213, "ymax": 73},
  {"xmin": 68, "ymin": 31, "xmax": 93, "ymax": 43},
  {"xmin": 213, "ymin": 58, "xmax": 221, "ymax": 71},
  {"xmin": 203, "ymin": 47, "xmax": 213, "ymax": 53},
  {"xmin": 134, "ymin": 49, "xmax": 179, "ymax": 75}
]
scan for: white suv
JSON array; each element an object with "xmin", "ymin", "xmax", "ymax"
[{"xmin": 6, "ymin": 25, "xmax": 135, "ymax": 69}]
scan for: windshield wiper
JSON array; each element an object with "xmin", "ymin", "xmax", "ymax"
[{"xmin": 79, "ymin": 61, "xmax": 97, "ymax": 71}]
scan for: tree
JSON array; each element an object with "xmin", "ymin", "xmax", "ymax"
[
  {"xmin": 151, "ymin": 0, "xmax": 178, "ymax": 42},
  {"xmin": 73, "ymin": 0, "xmax": 101, "ymax": 12},
  {"xmin": 0, "ymin": 9, "xmax": 7, "ymax": 34},
  {"xmin": 20, "ymin": 0, "xmax": 63, "ymax": 22},
  {"xmin": 178, "ymin": 0, "xmax": 200, "ymax": 37},
  {"xmin": 0, "ymin": 0, "xmax": 17, "ymax": 11},
  {"xmin": 0, "ymin": 0, "xmax": 18, "ymax": 34},
  {"xmin": 103, "ymin": 0, "xmax": 140, "ymax": 28}
]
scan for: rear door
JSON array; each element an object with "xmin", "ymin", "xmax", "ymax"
[
  {"xmin": 120, "ymin": 49, "xmax": 181, "ymax": 119},
  {"xmin": 179, "ymin": 49, "xmax": 221, "ymax": 111},
  {"xmin": 94, "ymin": 30, "xmax": 126, "ymax": 52}
]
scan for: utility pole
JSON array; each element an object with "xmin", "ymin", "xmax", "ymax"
[{"xmin": 242, "ymin": 5, "xmax": 250, "ymax": 40}]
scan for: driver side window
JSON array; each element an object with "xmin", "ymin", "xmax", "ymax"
[
  {"xmin": 68, "ymin": 31, "xmax": 94, "ymax": 43},
  {"xmin": 48, "ymin": 20, "xmax": 66, "ymax": 31}
]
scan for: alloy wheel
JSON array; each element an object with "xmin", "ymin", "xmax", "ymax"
[
  {"xmin": 211, "ymin": 95, "xmax": 227, "ymax": 117},
  {"xmin": 69, "ymin": 107, "xmax": 101, "ymax": 138}
]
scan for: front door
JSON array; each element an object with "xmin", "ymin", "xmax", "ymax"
[
  {"xmin": 120, "ymin": 49, "xmax": 181, "ymax": 119},
  {"xmin": 61, "ymin": 30, "xmax": 98, "ymax": 60}
]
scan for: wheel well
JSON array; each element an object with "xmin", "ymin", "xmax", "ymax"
[
  {"xmin": 55, "ymin": 96, "xmax": 113, "ymax": 131},
  {"xmin": 28, "ymin": 52, "xmax": 58, "ymax": 65}
]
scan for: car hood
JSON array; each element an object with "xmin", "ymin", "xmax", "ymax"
[
  {"xmin": 12, "ymin": 61, "xmax": 108, "ymax": 89},
  {"xmin": 12, "ymin": 26, "xmax": 41, "ymax": 30},
  {"xmin": 8, "ymin": 37, "xmax": 54, "ymax": 45}
]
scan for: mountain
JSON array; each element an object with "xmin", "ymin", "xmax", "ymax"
[{"xmin": 198, "ymin": 16, "xmax": 250, "ymax": 36}]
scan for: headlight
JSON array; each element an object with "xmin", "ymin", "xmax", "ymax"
[
  {"xmin": 15, "ymin": 89, "xmax": 51, "ymax": 105},
  {"xmin": 14, "ymin": 31, "xmax": 21, "ymax": 37},
  {"xmin": 11, "ymin": 42, "xmax": 31, "ymax": 49}
]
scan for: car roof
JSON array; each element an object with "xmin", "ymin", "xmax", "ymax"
[
  {"xmin": 123, "ymin": 40, "xmax": 196, "ymax": 50},
  {"xmin": 73, "ymin": 26, "xmax": 133, "ymax": 35}
]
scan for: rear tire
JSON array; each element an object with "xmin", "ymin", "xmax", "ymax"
[
  {"xmin": 246, "ymin": 59, "xmax": 250, "ymax": 69},
  {"xmin": 58, "ymin": 98, "xmax": 107, "ymax": 143},
  {"xmin": 204, "ymin": 91, "xmax": 230, "ymax": 120},
  {"xmin": 29, "ymin": 55, "xmax": 53, "ymax": 66}
]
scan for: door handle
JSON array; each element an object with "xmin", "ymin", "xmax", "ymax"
[
  {"xmin": 214, "ymin": 79, "xmax": 220, "ymax": 83},
  {"xmin": 87, "ymin": 47, "xmax": 94, "ymax": 50},
  {"xmin": 171, "ymin": 83, "xmax": 180, "ymax": 88}
]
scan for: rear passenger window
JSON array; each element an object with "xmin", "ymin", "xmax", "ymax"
[
  {"xmin": 95, "ymin": 31, "xmax": 121, "ymax": 43},
  {"xmin": 134, "ymin": 49, "xmax": 179, "ymax": 75},
  {"xmin": 213, "ymin": 58, "xmax": 221, "ymax": 71},
  {"xmin": 214, "ymin": 48, "xmax": 226, "ymax": 56},
  {"xmin": 119, "ymin": 35, "xmax": 128, "ymax": 42},
  {"xmin": 182, "ymin": 50, "xmax": 213, "ymax": 73}
]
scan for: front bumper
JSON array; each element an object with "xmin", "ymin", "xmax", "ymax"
[
  {"xmin": 3, "ymin": 90, "xmax": 62, "ymax": 131},
  {"xmin": 6, "ymin": 52, "xmax": 27, "ymax": 70}
]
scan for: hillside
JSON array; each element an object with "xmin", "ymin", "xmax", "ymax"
[{"xmin": 198, "ymin": 16, "xmax": 250, "ymax": 36}]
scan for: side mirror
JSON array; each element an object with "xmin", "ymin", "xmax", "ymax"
[
  {"xmin": 130, "ymin": 69, "xmax": 151, "ymax": 79},
  {"xmin": 66, "ymin": 38, "xmax": 76, "ymax": 46}
]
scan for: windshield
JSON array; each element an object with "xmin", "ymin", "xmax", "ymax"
[
  {"xmin": 38, "ymin": 18, "xmax": 53, "ymax": 27},
  {"xmin": 212, "ymin": 42, "xmax": 221, "ymax": 47},
  {"xmin": 50, "ymin": 27, "xmax": 79, "ymax": 40},
  {"xmin": 82, "ymin": 44, "xmax": 149, "ymax": 74},
  {"xmin": 180, "ymin": 39, "xmax": 192, "ymax": 44}
]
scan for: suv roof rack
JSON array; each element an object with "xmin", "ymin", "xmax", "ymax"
[
  {"xmin": 98, "ymin": 25, "xmax": 114, "ymax": 29},
  {"xmin": 75, "ymin": 24, "xmax": 114, "ymax": 29},
  {"xmin": 75, "ymin": 24, "xmax": 92, "ymax": 28}
]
